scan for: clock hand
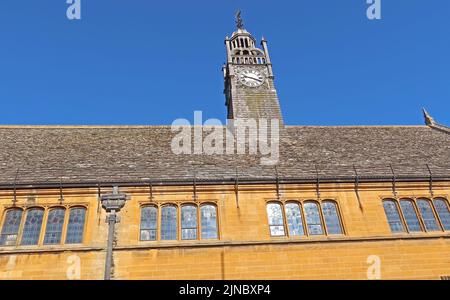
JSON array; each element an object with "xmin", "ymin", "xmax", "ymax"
[{"xmin": 243, "ymin": 75, "xmax": 263, "ymax": 82}]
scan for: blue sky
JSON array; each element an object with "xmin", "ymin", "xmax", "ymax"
[{"xmin": 0, "ymin": 0, "xmax": 448, "ymax": 126}]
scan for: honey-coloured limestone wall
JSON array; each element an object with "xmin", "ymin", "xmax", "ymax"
[{"xmin": 0, "ymin": 181, "xmax": 449, "ymax": 280}]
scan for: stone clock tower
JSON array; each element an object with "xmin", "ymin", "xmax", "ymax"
[{"xmin": 223, "ymin": 12, "xmax": 283, "ymax": 123}]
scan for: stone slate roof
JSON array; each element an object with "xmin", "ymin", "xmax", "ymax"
[{"xmin": 0, "ymin": 125, "xmax": 448, "ymax": 186}]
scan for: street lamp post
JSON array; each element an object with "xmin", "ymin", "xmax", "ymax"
[{"xmin": 100, "ymin": 186, "xmax": 129, "ymax": 280}]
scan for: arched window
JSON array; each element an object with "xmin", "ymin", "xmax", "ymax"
[
  {"xmin": 161, "ymin": 205, "xmax": 177, "ymax": 241},
  {"xmin": 399, "ymin": 200, "xmax": 423, "ymax": 232},
  {"xmin": 417, "ymin": 199, "xmax": 441, "ymax": 231},
  {"xmin": 140, "ymin": 206, "xmax": 157, "ymax": 241},
  {"xmin": 303, "ymin": 202, "xmax": 324, "ymax": 235},
  {"xmin": 0, "ymin": 209, "xmax": 23, "ymax": 246},
  {"xmin": 21, "ymin": 208, "xmax": 44, "ymax": 245},
  {"xmin": 322, "ymin": 201, "xmax": 343, "ymax": 235},
  {"xmin": 44, "ymin": 208, "xmax": 65, "ymax": 245},
  {"xmin": 383, "ymin": 200, "xmax": 405, "ymax": 233},
  {"xmin": 266, "ymin": 203, "xmax": 285, "ymax": 236},
  {"xmin": 201, "ymin": 204, "xmax": 218, "ymax": 239},
  {"xmin": 65, "ymin": 208, "xmax": 86, "ymax": 244},
  {"xmin": 181, "ymin": 205, "xmax": 198, "ymax": 240},
  {"xmin": 433, "ymin": 198, "xmax": 450, "ymax": 231},
  {"xmin": 284, "ymin": 202, "xmax": 304, "ymax": 236}
]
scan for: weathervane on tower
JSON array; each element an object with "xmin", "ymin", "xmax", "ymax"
[{"xmin": 235, "ymin": 9, "xmax": 244, "ymax": 29}]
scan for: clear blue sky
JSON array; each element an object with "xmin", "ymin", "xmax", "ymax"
[{"xmin": 0, "ymin": 0, "xmax": 449, "ymax": 125}]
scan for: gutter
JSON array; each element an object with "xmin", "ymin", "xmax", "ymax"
[{"xmin": 0, "ymin": 175, "xmax": 449, "ymax": 191}]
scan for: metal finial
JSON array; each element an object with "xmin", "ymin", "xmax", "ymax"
[{"xmin": 235, "ymin": 10, "xmax": 244, "ymax": 29}]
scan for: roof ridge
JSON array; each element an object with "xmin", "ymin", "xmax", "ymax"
[
  {"xmin": 0, "ymin": 125, "xmax": 174, "ymax": 129},
  {"xmin": 285, "ymin": 125, "xmax": 427, "ymax": 128},
  {"xmin": 0, "ymin": 125, "xmax": 431, "ymax": 129}
]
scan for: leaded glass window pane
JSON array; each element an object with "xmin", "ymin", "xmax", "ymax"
[
  {"xmin": 201, "ymin": 205, "xmax": 218, "ymax": 239},
  {"xmin": 383, "ymin": 200, "xmax": 405, "ymax": 233},
  {"xmin": 417, "ymin": 199, "xmax": 441, "ymax": 232},
  {"xmin": 140, "ymin": 206, "xmax": 157, "ymax": 241},
  {"xmin": 65, "ymin": 208, "xmax": 86, "ymax": 244},
  {"xmin": 161, "ymin": 205, "xmax": 177, "ymax": 241},
  {"xmin": 285, "ymin": 203, "xmax": 304, "ymax": 236},
  {"xmin": 304, "ymin": 202, "xmax": 324, "ymax": 235},
  {"xmin": 20, "ymin": 209, "xmax": 44, "ymax": 246},
  {"xmin": 434, "ymin": 199, "xmax": 450, "ymax": 231},
  {"xmin": 322, "ymin": 201, "xmax": 343, "ymax": 235},
  {"xmin": 44, "ymin": 208, "xmax": 65, "ymax": 245},
  {"xmin": 181, "ymin": 205, "xmax": 197, "ymax": 240},
  {"xmin": 266, "ymin": 203, "xmax": 285, "ymax": 236},
  {"xmin": 0, "ymin": 209, "xmax": 23, "ymax": 246},
  {"xmin": 399, "ymin": 200, "xmax": 423, "ymax": 232}
]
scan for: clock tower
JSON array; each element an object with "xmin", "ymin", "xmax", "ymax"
[{"xmin": 223, "ymin": 11, "xmax": 283, "ymax": 124}]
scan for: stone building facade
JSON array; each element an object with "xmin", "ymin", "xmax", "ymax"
[{"xmin": 0, "ymin": 17, "xmax": 449, "ymax": 280}]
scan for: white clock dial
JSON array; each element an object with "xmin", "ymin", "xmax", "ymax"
[{"xmin": 239, "ymin": 69, "xmax": 265, "ymax": 87}]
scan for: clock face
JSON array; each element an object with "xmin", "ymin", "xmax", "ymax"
[{"xmin": 239, "ymin": 69, "xmax": 265, "ymax": 87}]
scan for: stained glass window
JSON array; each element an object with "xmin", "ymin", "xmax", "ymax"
[
  {"xmin": 417, "ymin": 199, "xmax": 441, "ymax": 232},
  {"xmin": 303, "ymin": 202, "xmax": 324, "ymax": 235},
  {"xmin": 433, "ymin": 199, "xmax": 450, "ymax": 231},
  {"xmin": 20, "ymin": 208, "xmax": 44, "ymax": 246},
  {"xmin": 181, "ymin": 205, "xmax": 197, "ymax": 240},
  {"xmin": 285, "ymin": 202, "xmax": 304, "ymax": 236},
  {"xmin": 383, "ymin": 200, "xmax": 405, "ymax": 233},
  {"xmin": 0, "ymin": 209, "xmax": 23, "ymax": 246},
  {"xmin": 65, "ymin": 208, "xmax": 86, "ymax": 244},
  {"xmin": 322, "ymin": 201, "xmax": 343, "ymax": 235},
  {"xmin": 44, "ymin": 208, "xmax": 65, "ymax": 245},
  {"xmin": 140, "ymin": 206, "xmax": 157, "ymax": 241},
  {"xmin": 266, "ymin": 203, "xmax": 285, "ymax": 236},
  {"xmin": 201, "ymin": 205, "xmax": 218, "ymax": 239},
  {"xmin": 161, "ymin": 205, "xmax": 177, "ymax": 241},
  {"xmin": 399, "ymin": 200, "xmax": 423, "ymax": 232}
]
